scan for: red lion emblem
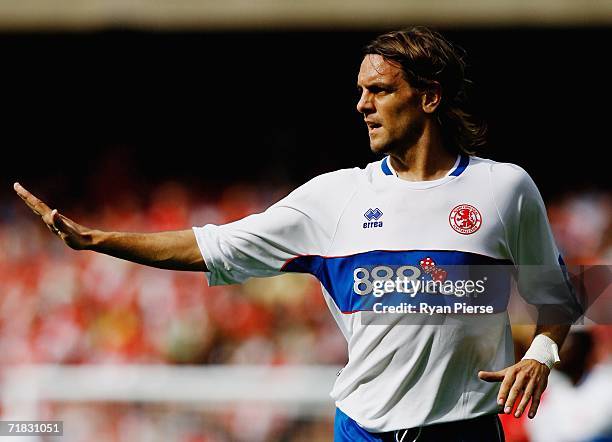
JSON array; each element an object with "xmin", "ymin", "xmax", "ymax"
[{"xmin": 449, "ymin": 204, "xmax": 482, "ymax": 235}]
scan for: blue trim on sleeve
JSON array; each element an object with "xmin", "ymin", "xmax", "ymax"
[{"xmin": 558, "ymin": 254, "xmax": 584, "ymax": 321}]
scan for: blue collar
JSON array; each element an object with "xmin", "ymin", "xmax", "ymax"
[{"xmin": 381, "ymin": 154, "xmax": 469, "ymax": 177}]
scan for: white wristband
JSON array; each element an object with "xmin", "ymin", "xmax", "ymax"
[{"xmin": 521, "ymin": 334, "xmax": 561, "ymax": 370}]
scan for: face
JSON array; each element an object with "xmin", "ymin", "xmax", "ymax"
[{"xmin": 356, "ymin": 54, "xmax": 426, "ymax": 154}]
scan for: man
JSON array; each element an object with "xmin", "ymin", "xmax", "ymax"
[{"xmin": 15, "ymin": 27, "xmax": 580, "ymax": 441}]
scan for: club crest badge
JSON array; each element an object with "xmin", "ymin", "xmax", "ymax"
[{"xmin": 449, "ymin": 204, "xmax": 482, "ymax": 235}]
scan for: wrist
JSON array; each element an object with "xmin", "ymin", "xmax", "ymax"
[
  {"xmin": 87, "ymin": 229, "xmax": 108, "ymax": 251},
  {"xmin": 522, "ymin": 334, "xmax": 560, "ymax": 370}
]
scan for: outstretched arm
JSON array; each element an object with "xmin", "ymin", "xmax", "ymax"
[{"xmin": 13, "ymin": 182, "xmax": 206, "ymax": 272}]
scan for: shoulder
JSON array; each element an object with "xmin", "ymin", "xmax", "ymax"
[
  {"xmin": 469, "ymin": 156, "xmax": 537, "ymax": 193},
  {"xmin": 274, "ymin": 167, "xmax": 361, "ymax": 212},
  {"xmin": 471, "ymin": 157, "xmax": 546, "ymax": 221},
  {"xmin": 289, "ymin": 167, "xmax": 361, "ymax": 199},
  {"xmin": 302, "ymin": 167, "xmax": 362, "ymax": 190}
]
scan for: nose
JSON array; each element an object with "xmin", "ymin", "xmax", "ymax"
[{"xmin": 356, "ymin": 90, "xmax": 374, "ymax": 115}]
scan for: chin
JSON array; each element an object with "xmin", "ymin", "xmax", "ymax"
[{"xmin": 369, "ymin": 140, "xmax": 392, "ymax": 155}]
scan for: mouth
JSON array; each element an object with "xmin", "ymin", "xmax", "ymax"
[{"xmin": 366, "ymin": 121, "xmax": 382, "ymax": 132}]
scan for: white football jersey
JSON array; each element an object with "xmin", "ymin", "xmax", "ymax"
[{"xmin": 193, "ymin": 155, "xmax": 579, "ymax": 432}]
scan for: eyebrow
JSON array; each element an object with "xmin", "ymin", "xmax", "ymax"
[{"xmin": 357, "ymin": 81, "xmax": 393, "ymax": 89}]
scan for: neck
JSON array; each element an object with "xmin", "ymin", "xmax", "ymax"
[{"xmin": 388, "ymin": 124, "xmax": 457, "ymax": 181}]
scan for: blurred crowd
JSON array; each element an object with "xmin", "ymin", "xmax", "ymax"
[
  {"xmin": 0, "ymin": 181, "xmax": 347, "ymax": 367},
  {"xmin": 0, "ymin": 180, "xmax": 610, "ymax": 441}
]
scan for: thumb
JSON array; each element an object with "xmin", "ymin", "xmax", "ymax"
[
  {"xmin": 478, "ymin": 369, "xmax": 507, "ymax": 382},
  {"xmin": 51, "ymin": 209, "xmax": 66, "ymax": 232}
]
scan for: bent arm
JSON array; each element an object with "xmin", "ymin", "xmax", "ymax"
[{"xmin": 91, "ymin": 229, "xmax": 206, "ymax": 271}]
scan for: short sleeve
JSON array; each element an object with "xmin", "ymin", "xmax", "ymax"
[
  {"xmin": 491, "ymin": 163, "xmax": 583, "ymax": 322},
  {"xmin": 193, "ymin": 169, "xmax": 357, "ymax": 286}
]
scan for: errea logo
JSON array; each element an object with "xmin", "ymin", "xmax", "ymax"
[{"xmin": 363, "ymin": 208, "xmax": 384, "ymax": 229}]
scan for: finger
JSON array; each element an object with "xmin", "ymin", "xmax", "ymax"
[
  {"xmin": 514, "ymin": 378, "xmax": 536, "ymax": 418},
  {"xmin": 504, "ymin": 373, "xmax": 526, "ymax": 414},
  {"xmin": 13, "ymin": 183, "xmax": 51, "ymax": 216},
  {"xmin": 528, "ymin": 377, "xmax": 548, "ymax": 419},
  {"xmin": 478, "ymin": 369, "xmax": 506, "ymax": 382},
  {"xmin": 497, "ymin": 369, "xmax": 517, "ymax": 409}
]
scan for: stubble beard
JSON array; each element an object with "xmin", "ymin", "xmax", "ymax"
[{"xmin": 369, "ymin": 121, "xmax": 425, "ymax": 157}]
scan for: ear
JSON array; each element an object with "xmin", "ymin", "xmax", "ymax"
[{"xmin": 421, "ymin": 82, "xmax": 442, "ymax": 114}]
